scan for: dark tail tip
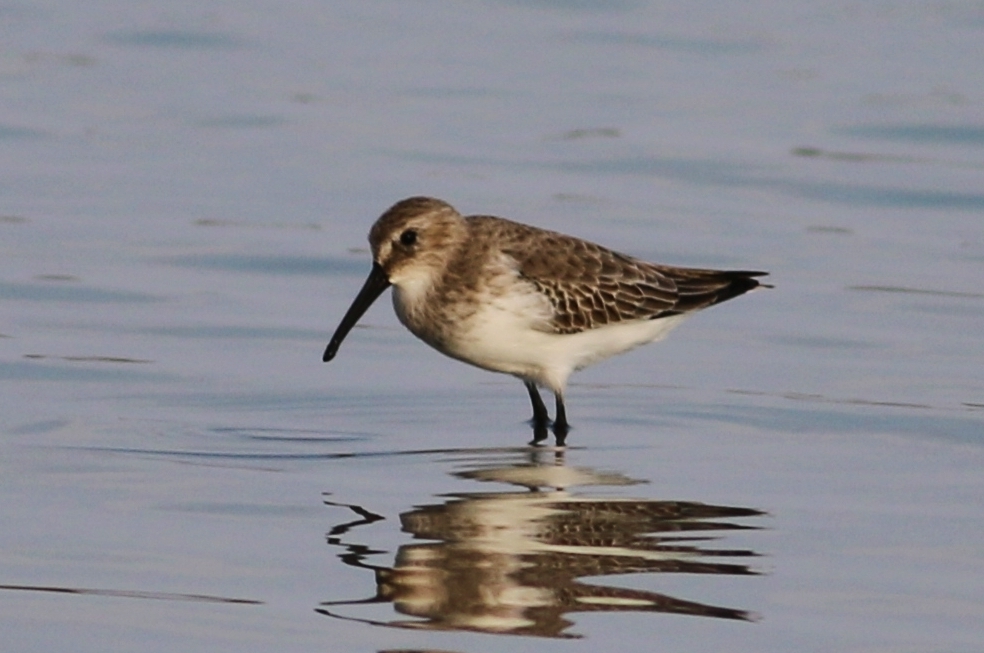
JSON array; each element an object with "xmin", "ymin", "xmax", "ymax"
[{"xmin": 670, "ymin": 269, "xmax": 771, "ymax": 313}]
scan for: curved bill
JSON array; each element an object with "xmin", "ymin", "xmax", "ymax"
[{"xmin": 323, "ymin": 262, "xmax": 391, "ymax": 362}]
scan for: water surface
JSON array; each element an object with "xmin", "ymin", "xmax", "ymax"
[{"xmin": 2, "ymin": 1, "xmax": 983, "ymax": 652}]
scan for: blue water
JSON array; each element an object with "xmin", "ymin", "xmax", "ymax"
[{"xmin": 2, "ymin": 1, "xmax": 983, "ymax": 651}]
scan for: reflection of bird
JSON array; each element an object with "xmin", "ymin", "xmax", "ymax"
[
  {"xmin": 323, "ymin": 197, "xmax": 768, "ymax": 443},
  {"xmin": 320, "ymin": 455, "xmax": 764, "ymax": 637}
]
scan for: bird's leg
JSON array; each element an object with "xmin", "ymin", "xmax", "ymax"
[
  {"xmin": 552, "ymin": 392, "xmax": 569, "ymax": 446},
  {"xmin": 525, "ymin": 381, "xmax": 549, "ymax": 424},
  {"xmin": 526, "ymin": 381, "xmax": 551, "ymax": 445}
]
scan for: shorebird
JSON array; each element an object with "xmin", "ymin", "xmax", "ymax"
[{"xmin": 323, "ymin": 197, "xmax": 768, "ymax": 445}]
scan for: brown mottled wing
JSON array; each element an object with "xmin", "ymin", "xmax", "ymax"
[
  {"xmin": 477, "ymin": 216, "xmax": 768, "ymax": 335},
  {"xmin": 476, "ymin": 218, "xmax": 673, "ymax": 334}
]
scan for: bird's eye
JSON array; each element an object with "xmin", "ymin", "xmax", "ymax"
[{"xmin": 399, "ymin": 229, "xmax": 418, "ymax": 246}]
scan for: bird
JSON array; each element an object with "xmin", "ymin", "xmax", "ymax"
[{"xmin": 323, "ymin": 196, "xmax": 769, "ymax": 445}]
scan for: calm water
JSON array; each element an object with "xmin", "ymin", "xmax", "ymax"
[{"xmin": 2, "ymin": 1, "xmax": 983, "ymax": 651}]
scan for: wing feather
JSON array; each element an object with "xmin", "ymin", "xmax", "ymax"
[{"xmin": 467, "ymin": 215, "xmax": 767, "ymax": 335}]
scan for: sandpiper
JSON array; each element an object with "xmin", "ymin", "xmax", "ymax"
[{"xmin": 324, "ymin": 197, "xmax": 768, "ymax": 445}]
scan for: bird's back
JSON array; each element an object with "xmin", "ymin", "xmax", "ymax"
[{"xmin": 462, "ymin": 215, "xmax": 768, "ymax": 334}]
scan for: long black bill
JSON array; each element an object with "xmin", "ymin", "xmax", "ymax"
[{"xmin": 323, "ymin": 262, "xmax": 391, "ymax": 362}]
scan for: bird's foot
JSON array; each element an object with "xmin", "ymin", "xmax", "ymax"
[
  {"xmin": 552, "ymin": 420, "xmax": 569, "ymax": 447},
  {"xmin": 529, "ymin": 418, "xmax": 551, "ymax": 446},
  {"xmin": 528, "ymin": 418, "xmax": 568, "ymax": 447}
]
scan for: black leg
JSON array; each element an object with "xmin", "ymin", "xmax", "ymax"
[
  {"xmin": 525, "ymin": 381, "xmax": 549, "ymax": 425},
  {"xmin": 530, "ymin": 421, "xmax": 550, "ymax": 445},
  {"xmin": 553, "ymin": 393, "xmax": 569, "ymax": 446},
  {"xmin": 526, "ymin": 381, "xmax": 551, "ymax": 446}
]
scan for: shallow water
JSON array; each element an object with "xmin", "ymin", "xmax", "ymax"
[{"xmin": 2, "ymin": 1, "xmax": 983, "ymax": 651}]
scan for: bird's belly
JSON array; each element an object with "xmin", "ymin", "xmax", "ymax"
[
  {"xmin": 393, "ymin": 279, "xmax": 688, "ymax": 392},
  {"xmin": 441, "ymin": 308, "xmax": 689, "ymax": 392}
]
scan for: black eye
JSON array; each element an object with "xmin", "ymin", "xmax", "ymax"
[{"xmin": 399, "ymin": 229, "xmax": 418, "ymax": 246}]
